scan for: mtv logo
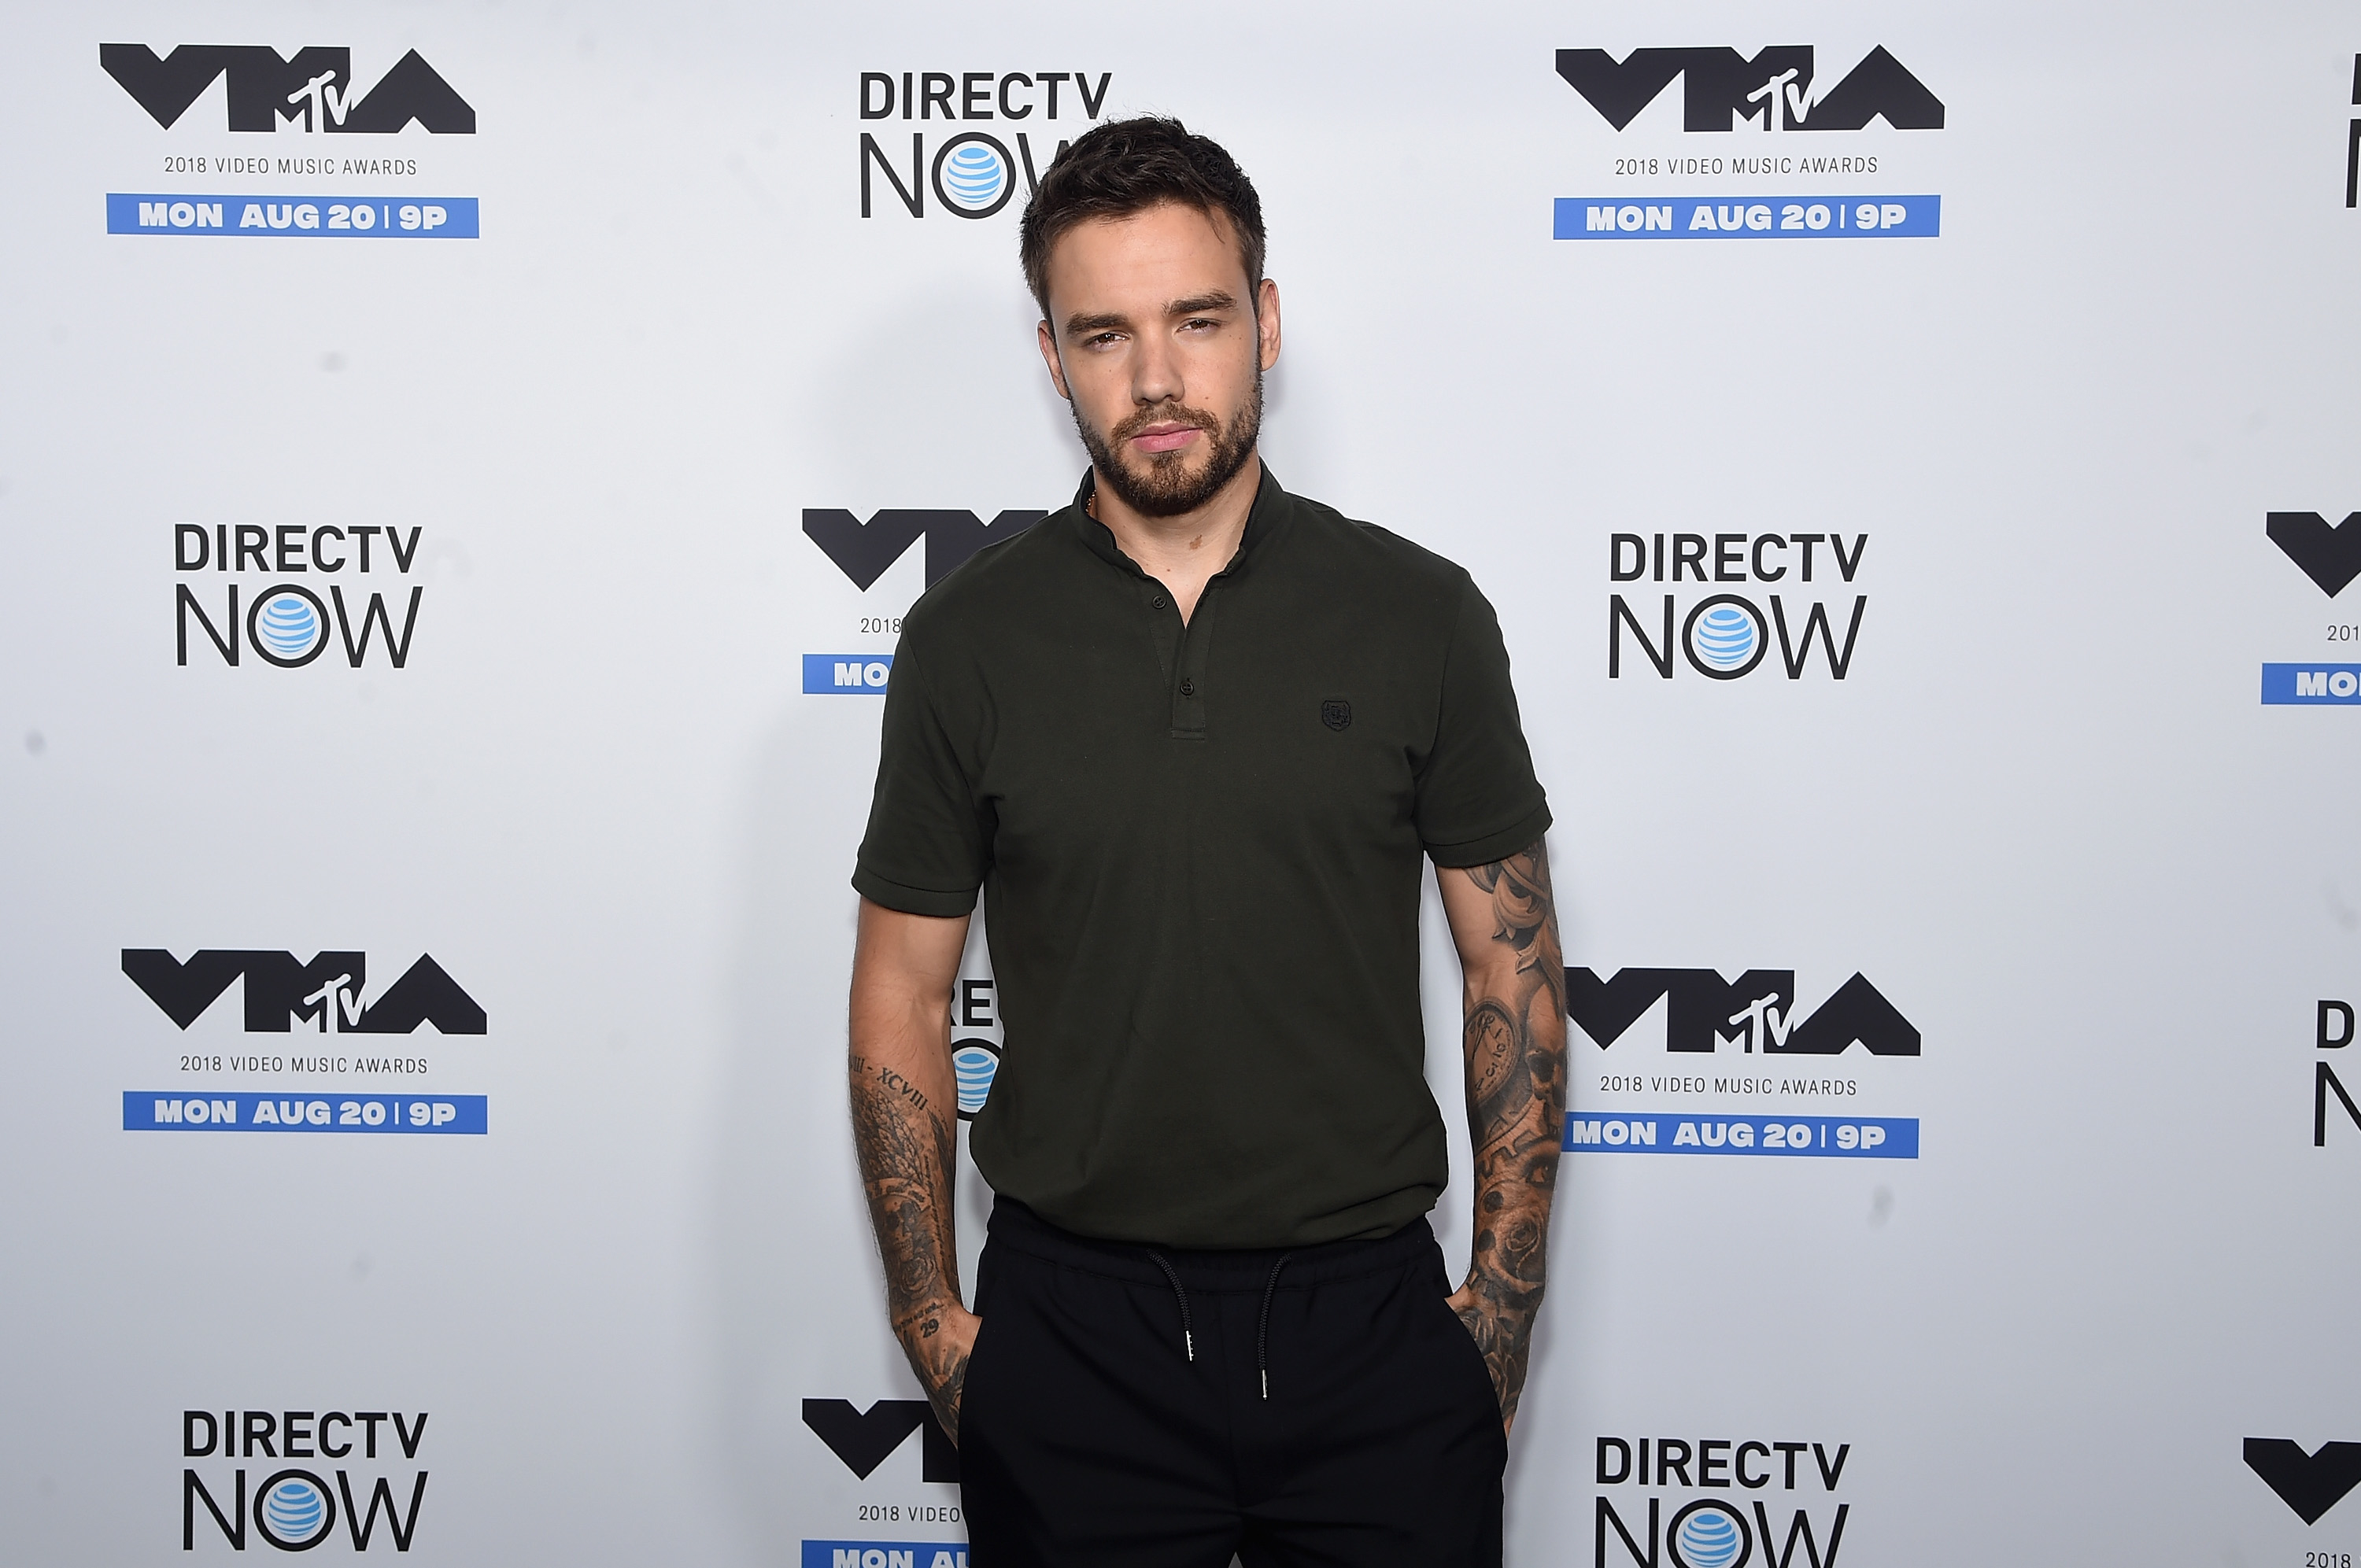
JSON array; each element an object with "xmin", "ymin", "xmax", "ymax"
[
  {"xmin": 122, "ymin": 950, "xmax": 486, "ymax": 1034},
  {"xmin": 1568, "ymin": 967, "xmax": 1919, "ymax": 1056},
  {"xmin": 803, "ymin": 509, "xmax": 1044, "ymax": 590},
  {"xmin": 101, "ymin": 43, "xmax": 475, "ymax": 134},
  {"xmin": 1555, "ymin": 45, "xmax": 1943, "ymax": 132}
]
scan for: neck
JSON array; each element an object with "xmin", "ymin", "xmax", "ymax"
[{"xmin": 1088, "ymin": 452, "xmax": 1262, "ymax": 622}]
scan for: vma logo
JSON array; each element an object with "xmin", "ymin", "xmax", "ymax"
[
  {"xmin": 804, "ymin": 1399, "xmax": 959, "ymax": 1482},
  {"xmin": 2246, "ymin": 1437, "xmax": 2361, "ymax": 1524},
  {"xmin": 123, "ymin": 950, "xmax": 486, "ymax": 1035},
  {"xmin": 102, "ymin": 44, "xmax": 475, "ymax": 134},
  {"xmin": 1570, "ymin": 968, "xmax": 1919, "ymax": 1056},
  {"xmin": 1557, "ymin": 46, "xmax": 1942, "ymax": 132},
  {"xmin": 804, "ymin": 508, "xmax": 1044, "ymax": 590}
]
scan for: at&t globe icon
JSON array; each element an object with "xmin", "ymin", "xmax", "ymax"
[
  {"xmin": 1670, "ymin": 1500, "xmax": 1750, "ymax": 1568},
  {"xmin": 942, "ymin": 143, "xmax": 1005, "ymax": 208},
  {"xmin": 931, "ymin": 135, "xmax": 1016, "ymax": 218},
  {"xmin": 951, "ymin": 1039, "xmax": 1000, "ymax": 1119},
  {"xmin": 1682, "ymin": 594, "xmax": 1768, "ymax": 679},
  {"xmin": 252, "ymin": 588, "xmax": 329, "ymax": 666},
  {"xmin": 256, "ymin": 1471, "xmax": 334, "ymax": 1548}
]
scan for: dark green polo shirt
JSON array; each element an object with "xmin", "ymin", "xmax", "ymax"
[{"xmin": 853, "ymin": 466, "xmax": 1550, "ymax": 1248}]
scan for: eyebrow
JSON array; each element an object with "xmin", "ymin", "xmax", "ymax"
[{"xmin": 1062, "ymin": 290, "xmax": 1241, "ymax": 338}]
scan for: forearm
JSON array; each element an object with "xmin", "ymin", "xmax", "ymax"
[
  {"xmin": 849, "ymin": 998, "xmax": 963, "ymax": 1335},
  {"xmin": 1446, "ymin": 843, "xmax": 1568, "ymax": 1429},
  {"xmin": 846, "ymin": 902, "xmax": 974, "ymax": 1434},
  {"xmin": 1459, "ymin": 1027, "xmax": 1562, "ymax": 1423}
]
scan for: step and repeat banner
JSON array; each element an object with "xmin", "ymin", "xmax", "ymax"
[{"xmin": 2, "ymin": 2, "xmax": 2356, "ymax": 1562}]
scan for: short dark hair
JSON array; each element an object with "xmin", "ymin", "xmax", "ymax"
[{"xmin": 1018, "ymin": 116, "xmax": 1265, "ymax": 320}]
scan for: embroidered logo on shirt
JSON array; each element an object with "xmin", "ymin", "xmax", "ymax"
[{"xmin": 1320, "ymin": 699, "xmax": 1352, "ymax": 731}]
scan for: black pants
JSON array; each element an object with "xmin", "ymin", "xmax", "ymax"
[{"xmin": 960, "ymin": 1198, "xmax": 1505, "ymax": 1567}]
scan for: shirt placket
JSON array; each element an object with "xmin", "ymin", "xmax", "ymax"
[{"xmin": 1168, "ymin": 585, "xmax": 1217, "ymax": 739}]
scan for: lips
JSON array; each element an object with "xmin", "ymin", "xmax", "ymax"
[
  {"xmin": 1112, "ymin": 405, "xmax": 1220, "ymax": 459},
  {"xmin": 1129, "ymin": 425, "xmax": 1202, "ymax": 454}
]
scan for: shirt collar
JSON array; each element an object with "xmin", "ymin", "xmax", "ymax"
[{"xmin": 1072, "ymin": 459, "xmax": 1291, "ymax": 581}]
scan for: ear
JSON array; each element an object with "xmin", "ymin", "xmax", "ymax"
[
  {"xmin": 1254, "ymin": 278, "xmax": 1282, "ymax": 372},
  {"xmin": 1036, "ymin": 319, "xmax": 1073, "ymax": 401}
]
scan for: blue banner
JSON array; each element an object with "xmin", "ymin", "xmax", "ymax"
[
  {"xmin": 805, "ymin": 653, "xmax": 896, "ymax": 694},
  {"xmin": 1564, "ymin": 1112, "xmax": 1918, "ymax": 1157},
  {"xmin": 800, "ymin": 1544, "xmax": 968, "ymax": 1568},
  {"xmin": 2261, "ymin": 663, "xmax": 2361, "ymax": 704},
  {"xmin": 124, "ymin": 1092, "xmax": 487, "ymax": 1133},
  {"xmin": 106, "ymin": 194, "xmax": 478, "ymax": 238},
  {"xmin": 1554, "ymin": 194, "xmax": 1939, "ymax": 239}
]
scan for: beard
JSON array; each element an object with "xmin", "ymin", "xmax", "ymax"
[{"xmin": 1072, "ymin": 369, "xmax": 1263, "ymax": 518}]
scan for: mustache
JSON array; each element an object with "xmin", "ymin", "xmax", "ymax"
[{"xmin": 1109, "ymin": 401, "xmax": 1223, "ymax": 445}]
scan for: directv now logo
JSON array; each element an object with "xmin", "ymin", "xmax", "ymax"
[
  {"xmin": 181, "ymin": 1408, "xmax": 429, "ymax": 1552},
  {"xmin": 858, "ymin": 70, "xmax": 1114, "ymax": 218},
  {"xmin": 2316, "ymin": 999, "xmax": 2359, "ymax": 1148},
  {"xmin": 1594, "ymin": 1435, "xmax": 1853, "ymax": 1568},
  {"xmin": 1607, "ymin": 531, "xmax": 1870, "ymax": 681},
  {"xmin": 174, "ymin": 522, "xmax": 428, "ymax": 669}
]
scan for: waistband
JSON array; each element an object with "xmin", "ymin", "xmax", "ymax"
[{"xmin": 985, "ymin": 1196, "xmax": 1437, "ymax": 1293}]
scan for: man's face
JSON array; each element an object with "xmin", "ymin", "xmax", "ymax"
[{"xmin": 1036, "ymin": 202, "xmax": 1282, "ymax": 518}]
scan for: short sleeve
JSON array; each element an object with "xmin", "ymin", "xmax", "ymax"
[
  {"xmin": 1413, "ymin": 576, "xmax": 1553, "ymax": 867},
  {"xmin": 852, "ymin": 643, "xmax": 990, "ymax": 916}
]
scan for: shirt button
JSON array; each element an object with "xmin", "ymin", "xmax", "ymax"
[
  {"xmin": 1151, "ymin": 594, "xmax": 1166, "ymax": 609},
  {"xmin": 1179, "ymin": 678, "xmax": 1197, "ymax": 697}
]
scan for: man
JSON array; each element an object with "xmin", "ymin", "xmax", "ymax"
[{"xmin": 846, "ymin": 116, "xmax": 1564, "ymax": 1566}]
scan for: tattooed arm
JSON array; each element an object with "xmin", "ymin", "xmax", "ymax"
[
  {"xmin": 848, "ymin": 898, "xmax": 978, "ymax": 1443},
  {"xmin": 1437, "ymin": 839, "xmax": 1567, "ymax": 1436}
]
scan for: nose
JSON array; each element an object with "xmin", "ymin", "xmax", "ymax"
[{"xmin": 1129, "ymin": 330, "xmax": 1183, "ymax": 410}]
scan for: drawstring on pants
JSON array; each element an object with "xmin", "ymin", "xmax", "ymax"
[
  {"xmin": 1145, "ymin": 1250, "xmax": 1295, "ymax": 1400},
  {"xmin": 1145, "ymin": 1252, "xmax": 1195, "ymax": 1362},
  {"xmin": 1255, "ymin": 1253, "xmax": 1293, "ymax": 1399}
]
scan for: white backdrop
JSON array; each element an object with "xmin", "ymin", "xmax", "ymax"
[{"xmin": 3, "ymin": 2, "xmax": 2359, "ymax": 1562}]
